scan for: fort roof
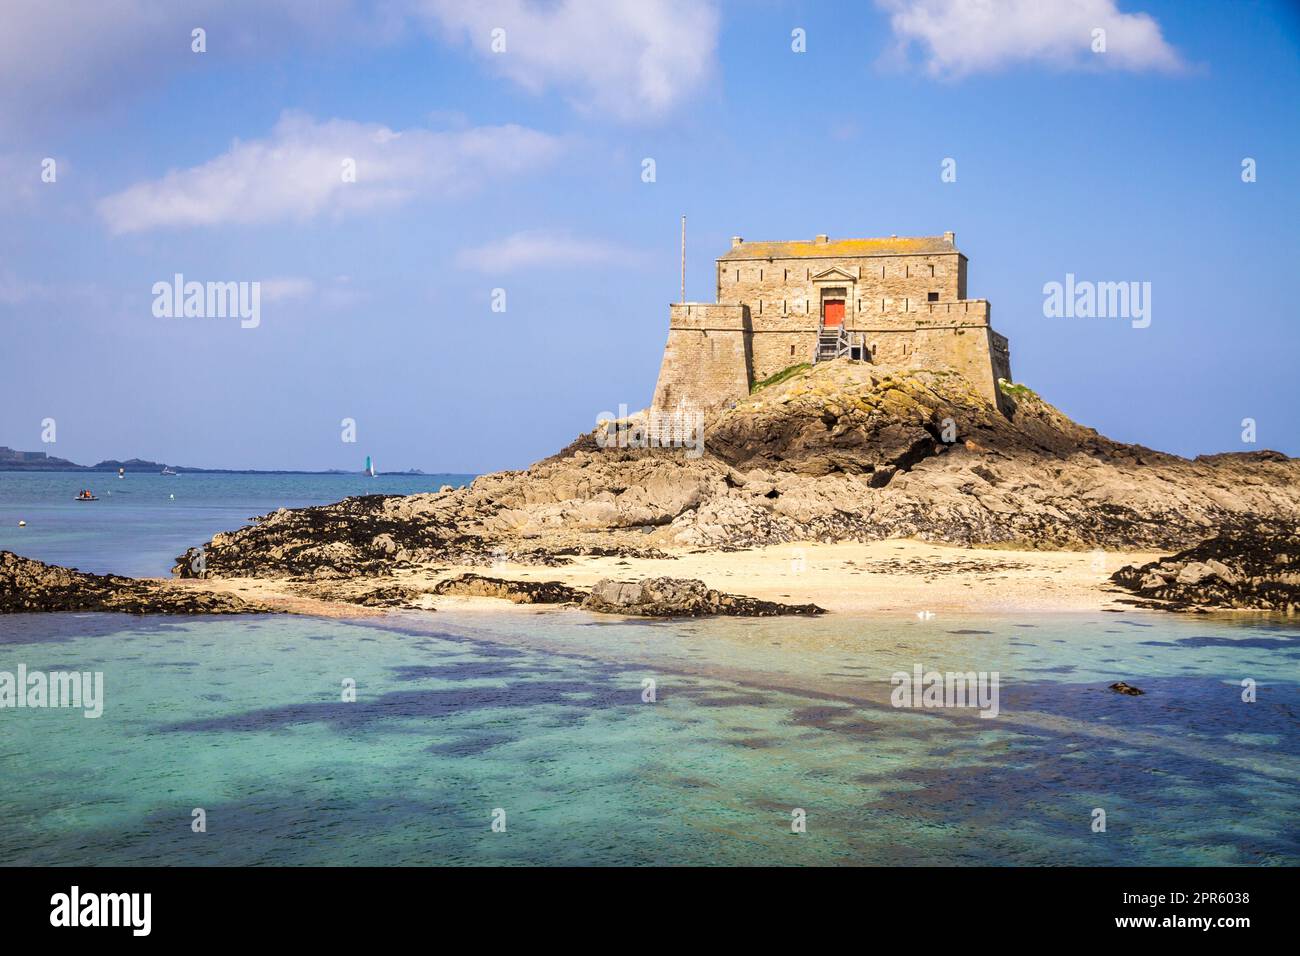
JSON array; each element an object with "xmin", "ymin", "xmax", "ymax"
[{"xmin": 718, "ymin": 234, "xmax": 961, "ymax": 261}]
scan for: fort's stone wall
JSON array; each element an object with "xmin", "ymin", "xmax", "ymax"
[
  {"xmin": 651, "ymin": 304, "xmax": 751, "ymax": 412},
  {"xmin": 749, "ymin": 328, "xmax": 819, "ymax": 381},
  {"xmin": 718, "ymin": 252, "xmax": 963, "ymax": 318}
]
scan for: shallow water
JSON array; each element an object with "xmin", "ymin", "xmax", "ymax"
[{"xmin": 1, "ymin": 608, "xmax": 1296, "ymax": 866}]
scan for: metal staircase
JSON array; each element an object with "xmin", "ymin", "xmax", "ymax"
[{"xmin": 814, "ymin": 325, "xmax": 850, "ymax": 363}]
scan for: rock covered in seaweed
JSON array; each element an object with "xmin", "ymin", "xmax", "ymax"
[
  {"xmin": 1, "ymin": 550, "xmax": 279, "ymax": 615},
  {"xmin": 581, "ymin": 577, "xmax": 825, "ymax": 617},
  {"xmin": 1109, "ymin": 521, "xmax": 1300, "ymax": 614},
  {"xmin": 431, "ymin": 573, "xmax": 586, "ymax": 604}
]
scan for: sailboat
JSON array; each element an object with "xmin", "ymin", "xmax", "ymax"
[{"xmin": 364, "ymin": 455, "xmax": 376, "ymax": 478}]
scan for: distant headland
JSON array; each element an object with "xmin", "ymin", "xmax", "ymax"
[{"xmin": 0, "ymin": 446, "xmax": 426, "ymax": 476}]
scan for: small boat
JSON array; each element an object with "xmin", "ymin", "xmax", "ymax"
[
  {"xmin": 75, "ymin": 492, "xmax": 98, "ymax": 501},
  {"xmin": 365, "ymin": 455, "xmax": 376, "ymax": 478},
  {"xmin": 161, "ymin": 467, "xmax": 178, "ymax": 476},
  {"xmin": 118, "ymin": 467, "xmax": 125, "ymax": 479}
]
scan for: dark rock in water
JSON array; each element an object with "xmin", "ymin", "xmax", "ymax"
[
  {"xmin": 1108, "ymin": 681, "xmax": 1145, "ymax": 696},
  {"xmin": 349, "ymin": 584, "xmax": 429, "ymax": 609},
  {"xmin": 431, "ymin": 573, "xmax": 585, "ymax": 605},
  {"xmin": 1110, "ymin": 521, "xmax": 1300, "ymax": 614},
  {"xmin": 0, "ymin": 550, "xmax": 279, "ymax": 615},
  {"xmin": 581, "ymin": 577, "xmax": 825, "ymax": 617}
]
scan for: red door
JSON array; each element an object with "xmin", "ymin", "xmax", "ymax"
[{"xmin": 823, "ymin": 299, "xmax": 845, "ymax": 327}]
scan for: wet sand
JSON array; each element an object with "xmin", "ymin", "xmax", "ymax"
[{"xmin": 156, "ymin": 539, "xmax": 1168, "ymax": 617}]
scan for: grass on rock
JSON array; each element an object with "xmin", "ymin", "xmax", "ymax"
[{"xmin": 752, "ymin": 363, "xmax": 812, "ymax": 393}]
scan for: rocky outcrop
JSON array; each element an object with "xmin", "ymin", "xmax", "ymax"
[
  {"xmin": 171, "ymin": 491, "xmax": 674, "ymax": 582},
  {"xmin": 171, "ymin": 361, "xmax": 1300, "ymax": 582},
  {"xmin": 431, "ymin": 573, "xmax": 586, "ymax": 604},
  {"xmin": 348, "ymin": 583, "xmax": 430, "ymax": 609},
  {"xmin": 1110, "ymin": 521, "xmax": 1300, "ymax": 614},
  {"xmin": 0, "ymin": 551, "xmax": 278, "ymax": 615},
  {"xmin": 581, "ymin": 577, "xmax": 825, "ymax": 617}
]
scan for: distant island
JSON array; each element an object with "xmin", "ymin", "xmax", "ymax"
[{"xmin": 0, "ymin": 446, "xmax": 426, "ymax": 476}]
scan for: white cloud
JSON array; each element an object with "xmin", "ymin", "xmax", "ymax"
[
  {"xmin": 0, "ymin": 152, "xmax": 51, "ymax": 209},
  {"xmin": 413, "ymin": 0, "xmax": 720, "ymax": 120},
  {"xmin": 0, "ymin": 270, "xmax": 38, "ymax": 307},
  {"xmin": 96, "ymin": 112, "xmax": 562, "ymax": 234},
  {"xmin": 259, "ymin": 277, "xmax": 316, "ymax": 303},
  {"xmin": 0, "ymin": 1, "xmax": 719, "ymax": 135},
  {"xmin": 877, "ymin": 0, "xmax": 1184, "ymax": 78},
  {"xmin": 0, "ymin": 1, "xmax": 391, "ymax": 135},
  {"xmin": 256, "ymin": 275, "xmax": 364, "ymax": 312},
  {"xmin": 455, "ymin": 230, "xmax": 644, "ymax": 272},
  {"xmin": 0, "ymin": 269, "xmax": 101, "ymax": 308}
]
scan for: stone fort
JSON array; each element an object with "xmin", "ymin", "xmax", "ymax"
[{"xmin": 651, "ymin": 232, "xmax": 1012, "ymax": 413}]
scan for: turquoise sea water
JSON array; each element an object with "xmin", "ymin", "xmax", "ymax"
[{"xmin": 0, "ymin": 474, "xmax": 1297, "ymax": 866}]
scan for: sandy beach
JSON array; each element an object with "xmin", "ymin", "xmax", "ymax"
[{"xmin": 168, "ymin": 539, "xmax": 1168, "ymax": 617}]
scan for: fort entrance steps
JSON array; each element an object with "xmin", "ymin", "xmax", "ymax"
[{"xmin": 815, "ymin": 326, "xmax": 849, "ymax": 363}]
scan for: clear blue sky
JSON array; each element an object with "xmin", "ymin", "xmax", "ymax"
[{"xmin": 1, "ymin": 0, "xmax": 1297, "ymax": 472}]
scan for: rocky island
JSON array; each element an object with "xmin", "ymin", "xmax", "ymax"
[
  {"xmin": 138, "ymin": 359, "xmax": 1296, "ymax": 617},
  {"xmin": 4, "ymin": 361, "xmax": 1298, "ymax": 617}
]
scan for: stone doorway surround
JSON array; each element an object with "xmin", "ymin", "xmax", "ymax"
[{"xmin": 810, "ymin": 266, "xmax": 856, "ymax": 327}]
